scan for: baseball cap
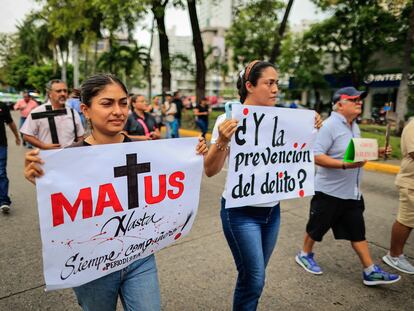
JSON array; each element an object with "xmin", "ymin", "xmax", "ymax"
[{"xmin": 332, "ymin": 87, "xmax": 367, "ymax": 104}]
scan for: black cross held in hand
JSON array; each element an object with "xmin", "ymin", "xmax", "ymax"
[
  {"xmin": 114, "ymin": 153, "xmax": 151, "ymax": 210},
  {"xmin": 31, "ymin": 106, "xmax": 67, "ymax": 144}
]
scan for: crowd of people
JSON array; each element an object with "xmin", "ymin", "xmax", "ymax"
[{"xmin": 0, "ymin": 59, "xmax": 412, "ymax": 311}]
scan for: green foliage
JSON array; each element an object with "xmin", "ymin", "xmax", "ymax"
[
  {"xmin": 307, "ymin": 0, "xmax": 403, "ymax": 87},
  {"xmin": 97, "ymin": 43, "xmax": 149, "ymax": 89},
  {"xmin": 16, "ymin": 13, "xmax": 54, "ymax": 65},
  {"xmin": 360, "ymin": 124, "xmax": 401, "ymax": 159},
  {"xmin": 406, "ymin": 91, "xmax": 414, "ymax": 118},
  {"xmin": 92, "ymin": 0, "xmax": 146, "ymax": 40},
  {"xmin": 279, "ymin": 33, "xmax": 328, "ymax": 91},
  {"xmin": 27, "ymin": 63, "xmax": 59, "ymax": 93},
  {"xmin": 4, "ymin": 55, "xmax": 34, "ymax": 90},
  {"xmin": 225, "ymin": 0, "xmax": 284, "ymax": 69},
  {"xmin": 171, "ymin": 53, "xmax": 195, "ymax": 76}
]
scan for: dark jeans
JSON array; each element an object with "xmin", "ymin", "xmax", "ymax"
[
  {"xmin": 221, "ymin": 198, "xmax": 281, "ymax": 311},
  {"xmin": 0, "ymin": 146, "xmax": 11, "ymax": 205},
  {"xmin": 195, "ymin": 119, "xmax": 208, "ymax": 138}
]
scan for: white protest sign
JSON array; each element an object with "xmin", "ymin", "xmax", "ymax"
[
  {"xmin": 225, "ymin": 105, "xmax": 316, "ymax": 208},
  {"xmin": 36, "ymin": 138, "xmax": 203, "ymax": 290},
  {"xmin": 344, "ymin": 138, "xmax": 378, "ymax": 162}
]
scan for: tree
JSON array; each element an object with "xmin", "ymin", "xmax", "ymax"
[
  {"xmin": 269, "ymin": 0, "xmax": 294, "ymax": 63},
  {"xmin": 97, "ymin": 42, "xmax": 149, "ymax": 89},
  {"xmin": 187, "ymin": 0, "xmax": 206, "ymax": 104},
  {"xmin": 279, "ymin": 33, "xmax": 328, "ymax": 111},
  {"xmin": 308, "ymin": 0, "xmax": 400, "ymax": 87},
  {"xmin": 4, "ymin": 55, "xmax": 33, "ymax": 90},
  {"xmin": 225, "ymin": 0, "xmax": 284, "ymax": 69},
  {"xmin": 94, "ymin": 0, "xmax": 145, "ymax": 73},
  {"xmin": 27, "ymin": 63, "xmax": 60, "ymax": 93},
  {"xmin": 394, "ymin": 1, "xmax": 414, "ymax": 131},
  {"xmin": 151, "ymin": 0, "xmax": 172, "ymax": 94}
]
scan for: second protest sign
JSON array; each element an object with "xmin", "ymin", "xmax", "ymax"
[{"xmin": 225, "ymin": 105, "xmax": 316, "ymax": 208}]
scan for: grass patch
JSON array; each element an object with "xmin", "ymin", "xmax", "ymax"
[{"xmin": 359, "ymin": 124, "xmax": 401, "ymax": 159}]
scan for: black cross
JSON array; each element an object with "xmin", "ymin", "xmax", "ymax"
[
  {"xmin": 31, "ymin": 106, "xmax": 67, "ymax": 144},
  {"xmin": 114, "ymin": 153, "xmax": 151, "ymax": 210}
]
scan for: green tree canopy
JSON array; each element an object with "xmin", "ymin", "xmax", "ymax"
[{"xmin": 225, "ymin": 0, "xmax": 284, "ymax": 69}]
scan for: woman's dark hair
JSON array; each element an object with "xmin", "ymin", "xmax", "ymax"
[
  {"xmin": 237, "ymin": 61, "xmax": 277, "ymax": 103},
  {"xmin": 80, "ymin": 73, "xmax": 128, "ymax": 107},
  {"xmin": 130, "ymin": 94, "xmax": 144, "ymax": 109},
  {"xmin": 130, "ymin": 94, "xmax": 144, "ymax": 104}
]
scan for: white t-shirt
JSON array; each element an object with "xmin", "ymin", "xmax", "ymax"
[
  {"xmin": 20, "ymin": 104, "xmax": 85, "ymax": 148},
  {"xmin": 211, "ymin": 113, "xmax": 279, "ymax": 207}
]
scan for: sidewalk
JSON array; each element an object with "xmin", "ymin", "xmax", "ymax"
[{"xmin": 175, "ymin": 127, "xmax": 401, "ymax": 175}]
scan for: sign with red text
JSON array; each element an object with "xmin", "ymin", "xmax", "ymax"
[
  {"xmin": 344, "ymin": 138, "xmax": 378, "ymax": 162},
  {"xmin": 225, "ymin": 105, "xmax": 316, "ymax": 208},
  {"xmin": 36, "ymin": 138, "xmax": 203, "ymax": 290}
]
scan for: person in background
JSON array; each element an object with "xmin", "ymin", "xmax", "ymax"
[
  {"xmin": 13, "ymin": 91, "xmax": 38, "ymax": 147},
  {"xmin": 295, "ymin": 87, "xmax": 400, "ymax": 286},
  {"xmin": 148, "ymin": 96, "xmax": 163, "ymax": 130},
  {"xmin": 172, "ymin": 91, "xmax": 184, "ymax": 137},
  {"xmin": 162, "ymin": 93, "xmax": 178, "ymax": 138},
  {"xmin": 20, "ymin": 79, "xmax": 84, "ymax": 149},
  {"xmin": 382, "ymin": 117, "xmax": 414, "ymax": 274},
  {"xmin": 0, "ymin": 101, "xmax": 21, "ymax": 213},
  {"xmin": 194, "ymin": 97, "xmax": 210, "ymax": 138},
  {"xmin": 124, "ymin": 94, "xmax": 160, "ymax": 141},
  {"xmin": 24, "ymin": 73, "xmax": 208, "ymax": 311},
  {"xmin": 67, "ymin": 88, "xmax": 86, "ymax": 129},
  {"xmin": 204, "ymin": 60, "xmax": 322, "ymax": 311}
]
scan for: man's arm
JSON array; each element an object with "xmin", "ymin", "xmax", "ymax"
[
  {"xmin": 23, "ymin": 134, "xmax": 60, "ymax": 150},
  {"xmin": 7, "ymin": 121, "xmax": 21, "ymax": 145},
  {"xmin": 315, "ymin": 154, "xmax": 366, "ymax": 169},
  {"xmin": 13, "ymin": 101, "xmax": 22, "ymax": 111}
]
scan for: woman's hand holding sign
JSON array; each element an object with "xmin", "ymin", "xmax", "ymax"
[
  {"xmin": 204, "ymin": 118, "xmax": 239, "ymax": 177},
  {"xmin": 218, "ymin": 119, "xmax": 239, "ymax": 145},
  {"xmin": 196, "ymin": 136, "xmax": 208, "ymax": 155},
  {"xmin": 314, "ymin": 113, "xmax": 323, "ymax": 130},
  {"xmin": 24, "ymin": 149, "xmax": 44, "ymax": 185},
  {"xmin": 378, "ymin": 145, "xmax": 392, "ymax": 158}
]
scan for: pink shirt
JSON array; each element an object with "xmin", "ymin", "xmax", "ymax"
[{"xmin": 14, "ymin": 99, "xmax": 38, "ymax": 118}]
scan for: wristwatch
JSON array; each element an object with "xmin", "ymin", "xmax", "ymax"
[{"xmin": 342, "ymin": 162, "xmax": 346, "ymax": 170}]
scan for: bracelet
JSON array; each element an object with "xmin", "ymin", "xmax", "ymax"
[
  {"xmin": 216, "ymin": 142, "xmax": 229, "ymax": 152},
  {"xmin": 342, "ymin": 162, "xmax": 346, "ymax": 170}
]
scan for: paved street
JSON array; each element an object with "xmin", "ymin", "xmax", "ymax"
[{"xmin": 0, "ymin": 111, "xmax": 413, "ymax": 311}]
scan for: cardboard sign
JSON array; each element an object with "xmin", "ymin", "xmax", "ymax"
[
  {"xmin": 344, "ymin": 138, "xmax": 378, "ymax": 162},
  {"xmin": 225, "ymin": 105, "xmax": 316, "ymax": 208},
  {"xmin": 36, "ymin": 138, "xmax": 203, "ymax": 290}
]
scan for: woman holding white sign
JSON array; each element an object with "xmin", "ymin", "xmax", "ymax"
[
  {"xmin": 24, "ymin": 74, "xmax": 208, "ymax": 311},
  {"xmin": 204, "ymin": 60, "xmax": 322, "ymax": 311}
]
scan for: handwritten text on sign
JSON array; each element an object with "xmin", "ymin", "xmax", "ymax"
[
  {"xmin": 225, "ymin": 105, "xmax": 316, "ymax": 208},
  {"xmin": 36, "ymin": 138, "xmax": 203, "ymax": 290},
  {"xmin": 353, "ymin": 138, "xmax": 378, "ymax": 162}
]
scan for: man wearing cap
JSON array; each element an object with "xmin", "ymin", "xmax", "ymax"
[
  {"xmin": 295, "ymin": 86, "xmax": 400, "ymax": 286},
  {"xmin": 382, "ymin": 118, "xmax": 414, "ymax": 274}
]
